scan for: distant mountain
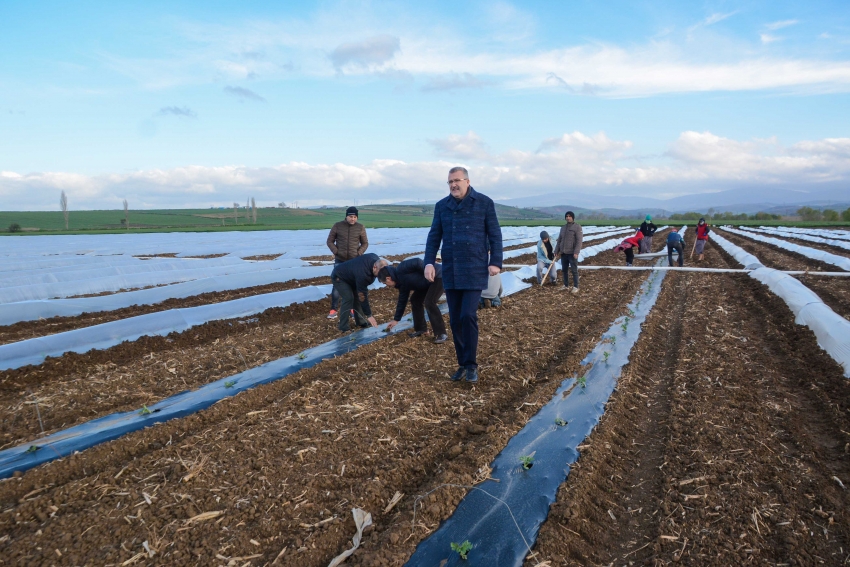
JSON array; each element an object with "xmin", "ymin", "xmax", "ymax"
[{"xmin": 497, "ymin": 185, "xmax": 849, "ymax": 215}]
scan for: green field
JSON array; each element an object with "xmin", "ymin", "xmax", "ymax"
[{"xmin": 0, "ymin": 205, "xmax": 846, "ymax": 235}]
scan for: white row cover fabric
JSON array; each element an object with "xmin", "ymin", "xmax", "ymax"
[
  {"xmin": 712, "ymin": 232, "xmax": 850, "ymax": 377},
  {"xmin": 760, "ymin": 226, "xmax": 850, "ymax": 241},
  {"xmin": 0, "ymin": 225, "xmax": 619, "ymax": 267},
  {"xmin": 0, "ymin": 265, "xmax": 333, "ymax": 326},
  {"xmin": 742, "ymin": 226, "xmax": 850, "ymax": 251},
  {"xmin": 723, "ymin": 226, "xmax": 850, "ymax": 271},
  {"xmin": 0, "ymin": 257, "xmax": 313, "ymax": 304},
  {"xmin": 502, "ymin": 227, "xmax": 636, "ymax": 260},
  {"xmin": 0, "ymin": 255, "xmax": 254, "ymax": 288},
  {"xmin": 0, "ymin": 285, "xmax": 333, "ymax": 371}
]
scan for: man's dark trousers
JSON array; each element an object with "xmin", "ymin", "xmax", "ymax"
[
  {"xmin": 561, "ymin": 255, "xmax": 579, "ymax": 288},
  {"xmin": 330, "ymin": 259, "xmax": 343, "ymax": 311},
  {"xmin": 445, "ymin": 289, "xmax": 481, "ymax": 368},
  {"xmin": 332, "ymin": 275, "xmax": 368, "ymax": 331},
  {"xmin": 411, "ymin": 279, "xmax": 447, "ymax": 336},
  {"xmin": 667, "ymin": 243, "xmax": 684, "ymax": 267}
]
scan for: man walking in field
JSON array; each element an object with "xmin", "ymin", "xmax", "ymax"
[
  {"xmin": 424, "ymin": 167, "xmax": 502, "ymax": 383},
  {"xmin": 555, "ymin": 211, "xmax": 582, "ymax": 294},
  {"xmin": 326, "ymin": 207, "xmax": 368, "ymax": 318}
]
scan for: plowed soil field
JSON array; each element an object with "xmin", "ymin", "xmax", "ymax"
[{"xmin": 1, "ymin": 231, "xmax": 849, "ymax": 567}]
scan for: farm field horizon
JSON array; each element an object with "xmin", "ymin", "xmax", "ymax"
[{"xmin": 1, "ymin": 224, "xmax": 849, "ymax": 565}]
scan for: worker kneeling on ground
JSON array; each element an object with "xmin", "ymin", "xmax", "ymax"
[
  {"xmin": 331, "ymin": 253, "xmax": 386, "ymax": 332},
  {"xmin": 667, "ymin": 228, "xmax": 685, "ymax": 267},
  {"xmin": 379, "ymin": 258, "xmax": 449, "ymax": 344}
]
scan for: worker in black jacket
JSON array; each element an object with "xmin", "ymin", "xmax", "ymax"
[
  {"xmin": 330, "ymin": 253, "xmax": 386, "ymax": 332},
  {"xmin": 639, "ymin": 215, "xmax": 658, "ymax": 253},
  {"xmin": 378, "ymin": 258, "xmax": 448, "ymax": 344}
]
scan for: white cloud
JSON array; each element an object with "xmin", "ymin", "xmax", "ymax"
[
  {"xmin": 428, "ymin": 131, "xmax": 490, "ymax": 160},
  {"xmin": 765, "ymin": 20, "xmax": 799, "ymax": 31},
  {"xmin": 3, "ymin": 132, "xmax": 848, "ymax": 209},
  {"xmin": 703, "ymin": 12, "xmax": 738, "ymax": 26},
  {"xmin": 329, "ymin": 35, "xmax": 401, "ymax": 70},
  {"xmin": 89, "ymin": 8, "xmax": 850, "ymax": 98}
]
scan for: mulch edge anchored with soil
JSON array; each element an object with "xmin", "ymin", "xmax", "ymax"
[{"xmin": 0, "ymin": 267, "xmax": 647, "ymax": 566}]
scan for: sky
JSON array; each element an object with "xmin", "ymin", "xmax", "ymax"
[{"xmin": 1, "ymin": 0, "xmax": 849, "ymax": 210}]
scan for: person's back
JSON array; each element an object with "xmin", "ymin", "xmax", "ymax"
[
  {"xmin": 332, "ymin": 253, "xmax": 379, "ymax": 288},
  {"xmin": 395, "ymin": 258, "xmax": 441, "ymax": 291},
  {"xmin": 667, "ymin": 231, "xmax": 684, "ymax": 245}
]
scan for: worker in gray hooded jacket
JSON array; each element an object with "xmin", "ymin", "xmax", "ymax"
[
  {"xmin": 555, "ymin": 211, "xmax": 582, "ymax": 294},
  {"xmin": 536, "ymin": 230, "xmax": 557, "ymax": 285}
]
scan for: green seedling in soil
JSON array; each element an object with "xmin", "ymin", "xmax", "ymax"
[
  {"xmin": 297, "ymin": 352, "xmax": 307, "ymax": 360},
  {"xmin": 520, "ymin": 455, "xmax": 535, "ymax": 470},
  {"xmin": 25, "ymin": 445, "xmax": 39, "ymax": 454},
  {"xmin": 451, "ymin": 540, "xmax": 473, "ymax": 560},
  {"xmin": 609, "ymin": 335, "xmax": 617, "ymax": 345},
  {"xmin": 603, "ymin": 351, "xmax": 610, "ymax": 363},
  {"xmin": 577, "ymin": 375, "xmax": 587, "ymax": 388},
  {"xmin": 139, "ymin": 404, "xmax": 152, "ymax": 416},
  {"xmin": 555, "ymin": 418, "xmax": 568, "ymax": 427},
  {"xmin": 224, "ymin": 380, "xmax": 237, "ymax": 388},
  {"xmin": 628, "ymin": 309, "xmax": 635, "ymax": 318}
]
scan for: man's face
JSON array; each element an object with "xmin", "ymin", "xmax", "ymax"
[
  {"xmin": 346, "ymin": 214, "xmax": 358, "ymax": 225},
  {"xmin": 566, "ymin": 215, "xmax": 574, "ymax": 223},
  {"xmin": 447, "ymin": 171, "xmax": 470, "ymax": 200},
  {"xmin": 384, "ymin": 276, "xmax": 396, "ymax": 288}
]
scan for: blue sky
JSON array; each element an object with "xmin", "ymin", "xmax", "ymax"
[{"xmin": 1, "ymin": 0, "xmax": 849, "ymax": 210}]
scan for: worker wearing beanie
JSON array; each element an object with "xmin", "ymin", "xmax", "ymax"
[
  {"xmin": 326, "ymin": 206, "xmax": 369, "ymax": 318},
  {"xmin": 536, "ymin": 230, "xmax": 557, "ymax": 285},
  {"xmin": 639, "ymin": 214, "xmax": 657, "ymax": 254}
]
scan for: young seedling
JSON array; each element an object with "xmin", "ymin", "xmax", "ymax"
[
  {"xmin": 25, "ymin": 445, "xmax": 39, "ymax": 454},
  {"xmin": 451, "ymin": 540, "xmax": 473, "ymax": 560},
  {"xmin": 297, "ymin": 352, "xmax": 307, "ymax": 360},
  {"xmin": 139, "ymin": 404, "xmax": 152, "ymax": 416},
  {"xmin": 555, "ymin": 418, "xmax": 568, "ymax": 427},
  {"xmin": 520, "ymin": 454, "xmax": 535, "ymax": 470},
  {"xmin": 603, "ymin": 351, "xmax": 610, "ymax": 363},
  {"xmin": 224, "ymin": 380, "xmax": 237, "ymax": 388},
  {"xmin": 577, "ymin": 375, "xmax": 587, "ymax": 388},
  {"xmin": 628, "ymin": 309, "xmax": 636, "ymax": 318}
]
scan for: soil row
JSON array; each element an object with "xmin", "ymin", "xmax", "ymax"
[
  {"xmin": 523, "ymin": 237, "xmax": 850, "ymax": 565},
  {"xmin": 0, "ymin": 265, "xmax": 647, "ymax": 566}
]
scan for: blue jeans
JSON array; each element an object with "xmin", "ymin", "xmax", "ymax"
[{"xmin": 561, "ymin": 255, "xmax": 579, "ymax": 288}]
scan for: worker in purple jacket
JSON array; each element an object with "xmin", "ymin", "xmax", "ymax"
[{"xmin": 424, "ymin": 167, "xmax": 502, "ymax": 384}]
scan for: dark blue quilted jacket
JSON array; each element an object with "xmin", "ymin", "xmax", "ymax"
[{"xmin": 423, "ymin": 187, "xmax": 503, "ymax": 290}]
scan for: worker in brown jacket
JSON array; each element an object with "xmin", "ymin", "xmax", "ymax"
[
  {"xmin": 555, "ymin": 211, "xmax": 583, "ymax": 294},
  {"xmin": 326, "ymin": 206, "xmax": 369, "ymax": 318}
]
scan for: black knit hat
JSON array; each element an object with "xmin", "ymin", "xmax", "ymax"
[
  {"xmin": 565, "ymin": 211, "xmax": 575, "ymax": 219},
  {"xmin": 346, "ymin": 206, "xmax": 359, "ymax": 217},
  {"xmin": 540, "ymin": 230, "xmax": 550, "ymax": 240}
]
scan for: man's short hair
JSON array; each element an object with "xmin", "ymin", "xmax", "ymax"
[
  {"xmin": 565, "ymin": 210, "xmax": 575, "ymax": 219},
  {"xmin": 377, "ymin": 266, "xmax": 391, "ymax": 283},
  {"xmin": 448, "ymin": 166, "xmax": 468, "ymax": 179}
]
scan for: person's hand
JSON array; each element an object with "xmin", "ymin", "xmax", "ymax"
[
  {"xmin": 488, "ymin": 265, "xmax": 501, "ymax": 276},
  {"xmin": 573, "ymin": 253, "xmax": 578, "ymax": 259},
  {"xmin": 386, "ymin": 320, "xmax": 398, "ymax": 331},
  {"xmin": 367, "ymin": 316, "xmax": 378, "ymax": 327},
  {"xmin": 424, "ymin": 264, "xmax": 435, "ymax": 282}
]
